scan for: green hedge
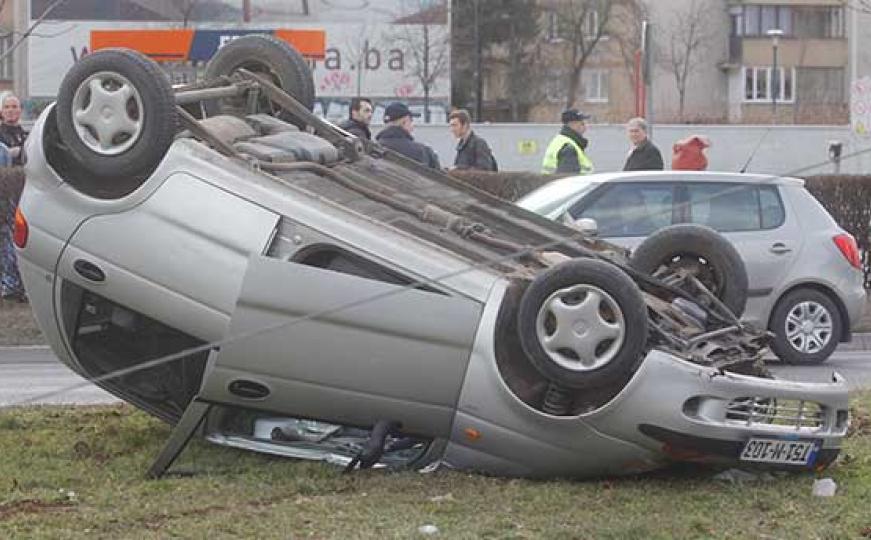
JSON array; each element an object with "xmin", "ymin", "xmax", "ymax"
[{"xmin": 804, "ymin": 175, "xmax": 871, "ymax": 288}]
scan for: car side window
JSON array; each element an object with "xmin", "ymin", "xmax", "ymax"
[
  {"xmin": 686, "ymin": 182, "xmax": 760, "ymax": 232},
  {"xmin": 572, "ymin": 183, "xmax": 674, "ymax": 237},
  {"xmin": 759, "ymin": 185, "xmax": 785, "ymax": 229}
]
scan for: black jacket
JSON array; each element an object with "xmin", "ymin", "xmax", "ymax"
[
  {"xmin": 0, "ymin": 124, "xmax": 28, "ymax": 166},
  {"xmin": 338, "ymin": 118, "xmax": 371, "ymax": 141},
  {"xmin": 454, "ymin": 131, "xmax": 496, "ymax": 171},
  {"xmin": 623, "ymin": 139, "xmax": 664, "ymax": 171},
  {"xmin": 376, "ymin": 125, "xmax": 441, "ymax": 170},
  {"xmin": 556, "ymin": 126, "xmax": 590, "ymax": 174}
]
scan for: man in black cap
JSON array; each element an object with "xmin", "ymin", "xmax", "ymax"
[
  {"xmin": 338, "ymin": 97, "xmax": 373, "ymax": 141},
  {"xmin": 375, "ymin": 102, "xmax": 440, "ymax": 170},
  {"xmin": 541, "ymin": 108, "xmax": 593, "ymax": 175}
]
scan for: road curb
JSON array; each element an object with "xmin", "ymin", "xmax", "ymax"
[
  {"xmin": 839, "ymin": 333, "xmax": 871, "ymax": 352},
  {"xmin": 0, "ymin": 345, "xmax": 50, "ymax": 351}
]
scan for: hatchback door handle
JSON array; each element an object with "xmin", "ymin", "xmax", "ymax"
[{"xmin": 770, "ymin": 243, "xmax": 792, "ymax": 255}]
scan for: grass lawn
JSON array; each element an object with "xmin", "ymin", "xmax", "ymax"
[{"xmin": 1, "ymin": 394, "xmax": 871, "ymax": 539}]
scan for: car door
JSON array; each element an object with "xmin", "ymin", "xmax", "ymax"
[
  {"xmin": 568, "ymin": 181, "xmax": 678, "ymax": 251},
  {"xmin": 198, "ymin": 254, "xmax": 484, "ymax": 438},
  {"xmin": 54, "ymin": 172, "xmax": 281, "ymax": 344},
  {"xmin": 681, "ymin": 182, "xmax": 800, "ymax": 302}
]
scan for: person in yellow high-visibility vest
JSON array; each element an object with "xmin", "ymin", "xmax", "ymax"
[{"xmin": 541, "ymin": 109, "xmax": 594, "ymax": 175}]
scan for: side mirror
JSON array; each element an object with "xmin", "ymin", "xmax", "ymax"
[{"xmin": 562, "ymin": 214, "xmax": 598, "ymax": 236}]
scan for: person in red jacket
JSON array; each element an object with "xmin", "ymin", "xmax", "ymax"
[{"xmin": 671, "ymin": 135, "xmax": 711, "ymax": 171}]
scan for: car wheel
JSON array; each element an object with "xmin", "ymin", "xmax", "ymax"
[
  {"xmin": 517, "ymin": 258, "xmax": 648, "ymax": 390},
  {"xmin": 769, "ymin": 288, "xmax": 841, "ymax": 365},
  {"xmin": 203, "ymin": 34, "xmax": 314, "ymax": 122},
  {"xmin": 629, "ymin": 224, "xmax": 749, "ymax": 318},
  {"xmin": 55, "ymin": 48, "xmax": 177, "ymax": 179}
]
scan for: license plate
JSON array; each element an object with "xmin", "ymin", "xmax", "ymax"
[{"xmin": 740, "ymin": 438, "xmax": 818, "ymax": 465}]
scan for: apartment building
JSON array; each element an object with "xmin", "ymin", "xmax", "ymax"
[
  {"xmin": 724, "ymin": 0, "xmax": 850, "ymax": 124},
  {"xmin": 476, "ymin": 0, "xmax": 861, "ymax": 125}
]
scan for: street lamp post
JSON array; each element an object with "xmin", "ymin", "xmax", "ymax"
[{"xmin": 766, "ymin": 28, "xmax": 783, "ymax": 120}]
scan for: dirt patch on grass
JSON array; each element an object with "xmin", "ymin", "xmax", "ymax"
[
  {"xmin": 0, "ymin": 301, "xmax": 45, "ymax": 346},
  {"xmin": 0, "ymin": 499, "xmax": 73, "ymax": 521}
]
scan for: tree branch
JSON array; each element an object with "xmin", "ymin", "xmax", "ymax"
[{"xmin": 0, "ymin": 0, "xmax": 70, "ymax": 63}]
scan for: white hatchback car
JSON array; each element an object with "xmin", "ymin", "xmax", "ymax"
[{"xmin": 518, "ymin": 171, "xmax": 866, "ymax": 365}]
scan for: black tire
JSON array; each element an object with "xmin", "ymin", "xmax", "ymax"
[
  {"xmin": 55, "ymin": 48, "xmax": 176, "ymax": 179},
  {"xmin": 629, "ymin": 224, "xmax": 749, "ymax": 318},
  {"xmin": 769, "ymin": 288, "xmax": 841, "ymax": 365},
  {"xmin": 203, "ymin": 34, "xmax": 314, "ymax": 120},
  {"xmin": 517, "ymin": 258, "xmax": 648, "ymax": 390}
]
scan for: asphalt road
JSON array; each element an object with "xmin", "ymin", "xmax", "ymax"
[
  {"xmin": 1, "ymin": 346, "xmax": 870, "ymax": 408},
  {"xmin": 0, "ymin": 347, "xmax": 118, "ymax": 407}
]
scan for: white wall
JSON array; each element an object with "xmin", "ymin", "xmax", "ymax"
[{"xmin": 408, "ymin": 123, "xmax": 871, "ymax": 176}]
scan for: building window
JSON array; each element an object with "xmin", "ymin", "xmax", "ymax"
[
  {"xmin": 740, "ymin": 5, "xmax": 792, "ymax": 36},
  {"xmin": 545, "ymin": 8, "xmax": 601, "ymax": 42},
  {"xmin": 0, "ymin": 33, "xmax": 12, "ymax": 81},
  {"xmin": 744, "ymin": 66, "xmax": 796, "ymax": 103},
  {"xmin": 546, "ymin": 68, "xmax": 567, "ymax": 103},
  {"xmin": 794, "ymin": 7, "xmax": 844, "ymax": 38},
  {"xmin": 582, "ymin": 69, "xmax": 609, "ymax": 103},
  {"xmin": 584, "ymin": 9, "xmax": 600, "ymax": 39},
  {"xmin": 545, "ymin": 10, "xmax": 562, "ymax": 42}
]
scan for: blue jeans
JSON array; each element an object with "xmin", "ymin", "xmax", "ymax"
[{"xmin": 0, "ymin": 199, "xmax": 23, "ymax": 296}]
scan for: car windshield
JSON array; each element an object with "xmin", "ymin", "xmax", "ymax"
[{"xmin": 516, "ymin": 177, "xmax": 599, "ymax": 218}]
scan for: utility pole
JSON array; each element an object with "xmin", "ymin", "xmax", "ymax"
[
  {"xmin": 642, "ymin": 21, "xmax": 653, "ymax": 140},
  {"xmin": 243, "ymin": 0, "xmax": 251, "ymax": 22},
  {"xmin": 424, "ymin": 24, "xmax": 431, "ymax": 123},
  {"xmin": 767, "ymin": 28, "xmax": 783, "ymax": 121},
  {"xmin": 473, "ymin": 0, "xmax": 482, "ymax": 122}
]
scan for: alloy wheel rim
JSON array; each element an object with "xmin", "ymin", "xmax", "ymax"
[
  {"xmin": 72, "ymin": 71, "xmax": 144, "ymax": 156},
  {"xmin": 784, "ymin": 300, "xmax": 833, "ymax": 354}
]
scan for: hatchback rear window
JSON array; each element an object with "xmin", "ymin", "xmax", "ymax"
[{"xmin": 685, "ymin": 183, "xmax": 784, "ymax": 231}]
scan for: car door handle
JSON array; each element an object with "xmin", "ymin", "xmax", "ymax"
[
  {"xmin": 73, "ymin": 259, "xmax": 106, "ymax": 282},
  {"xmin": 769, "ymin": 243, "xmax": 792, "ymax": 255}
]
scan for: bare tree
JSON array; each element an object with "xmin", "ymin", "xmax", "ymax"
[
  {"xmin": 388, "ymin": 1, "xmax": 450, "ymax": 122},
  {"xmin": 548, "ymin": 0, "xmax": 616, "ymax": 109},
  {"xmin": 342, "ymin": 24, "xmax": 382, "ymax": 98},
  {"xmin": 659, "ymin": 0, "xmax": 713, "ymax": 121},
  {"xmin": 171, "ymin": 0, "xmax": 200, "ymax": 27}
]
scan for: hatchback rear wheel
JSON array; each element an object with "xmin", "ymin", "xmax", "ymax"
[{"xmin": 769, "ymin": 288, "xmax": 841, "ymax": 364}]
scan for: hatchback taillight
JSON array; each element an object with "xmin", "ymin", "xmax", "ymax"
[
  {"xmin": 833, "ymin": 233, "xmax": 861, "ymax": 269},
  {"xmin": 13, "ymin": 207, "xmax": 28, "ymax": 248}
]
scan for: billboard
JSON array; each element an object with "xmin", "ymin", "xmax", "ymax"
[{"xmin": 27, "ymin": 1, "xmax": 450, "ymax": 122}]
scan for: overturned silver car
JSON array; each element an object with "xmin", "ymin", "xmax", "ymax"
[{"xmin": 16, "ymin": 37, "xmax": 849, "ymax": 479}]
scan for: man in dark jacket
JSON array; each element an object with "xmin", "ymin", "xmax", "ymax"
[
  {"xmin": 449, "ymin": 109, "xmax": 496, "ymax": 171},
  {"xmin": 338, "ymin": 97, "xmax": 373, "ymax": 141},
  {"xmin": 375, "ymin": 102, "xmax": 440, "ymax": 170},
  {"xmin": 0, "ymin": 93, "xmax": 26, "ymax": 302},
  {"xmin": 0, "ymin": 94, "xmax": 27, "ymax": 166},
  {"xmin": 623, "ymin": 117, "xmax": 663, "ymax": 171}
]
